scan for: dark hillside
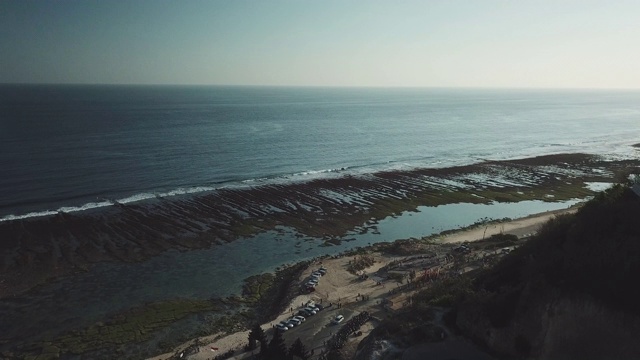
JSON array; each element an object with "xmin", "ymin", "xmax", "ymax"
[
  {"xmin": 452, "ymin": 184, "xmax": 640, "ymax": 359},
  {"xmin": 477, "ymin": 184, "xmax": 640, "ymax": 316}
]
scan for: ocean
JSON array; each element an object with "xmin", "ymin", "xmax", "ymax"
[
  {"xmin": 3, "ymin": 85, "xmax": 640, "ymax": 357},
  {"xmin": 2, "ymin": 85, "xmax": 640, "ymax": 220}
]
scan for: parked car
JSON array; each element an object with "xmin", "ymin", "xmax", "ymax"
[
  {"xmin": 312, "ymin": 271, "xmax": 322, "ymax": 277},
  {"xmin": 318, "ymin": 268, "xmax": 327, "ymax": 275},
  {"xmin": 315, "ymin": 304, "xmax": 324, "ymax": 311},
  {"xmin": 297, "ymin": 310, "xmax": 309, "ymax": 317},
  {"xmin": 303, "ymin": 307, "xmax": 317, "ymax": 315},
  {"xmin": 275, "ymin": 323, "xmax": 288, "ymax": 331},
  {"xmin": 288, "ymin": 318, "xmax": 302, "ymax": 326},
  {"xmin": 280, "ymin": 320, "xmax": 294, "ymax": 329},
  {"xmin": 293, "ymin": 315, "xmax": 306, "ymax": 323},
  {"xmin": 332, "ymin": 315, "xmax": 344, "ymax": 324}
]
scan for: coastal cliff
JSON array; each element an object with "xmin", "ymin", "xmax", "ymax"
[
  {"xmin": 356, "ymin": 182, "xmax": 640, "ymax": 360},
  {"xmin": 454, "ymin": 183, "xmax": 640, "ymax": 359}
]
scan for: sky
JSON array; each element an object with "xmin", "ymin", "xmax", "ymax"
[{"xmin": 1, "ymin": 0, "xmax": 639, "ymax": 88}]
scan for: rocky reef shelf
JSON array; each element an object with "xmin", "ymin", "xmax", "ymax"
[{"xmin": 1, "ymin": 153, "xmax": 636, "ymax": 300}]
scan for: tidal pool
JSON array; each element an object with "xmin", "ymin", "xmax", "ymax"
[{"xmin": 0, "ymin": 198, "xmax": 581, "ymax": 345}]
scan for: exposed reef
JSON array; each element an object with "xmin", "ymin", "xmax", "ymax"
[{"xmin": 1, "ymin": 153, "xmax": 637, "ymax": 298}]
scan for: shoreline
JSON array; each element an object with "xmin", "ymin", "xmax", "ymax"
[
  {"xmin": 438, "ymin": 205, "xmax": 579, "ymax": 243},
  {"xmin": 1, "ymin": 152, "xmax": 635, "ymax": 359},
  {"xmin": 1, "ymin": 203, "xmax": 582, "ymax": 360},
  {"xmin": 1, "ymin": 152, "xmax": 632, "ymax": 299},
  {"xmin": 147, "ymin": 205, "xmax": 579, "ymax": 360}
]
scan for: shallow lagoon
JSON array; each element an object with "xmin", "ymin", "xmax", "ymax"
[{"xmin": 0, "ymin": 198, "xmax": 582, "ymax": 343}]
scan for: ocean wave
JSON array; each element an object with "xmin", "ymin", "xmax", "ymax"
[
  {"xmin": 57, "ymin": 200, "xmax": 115, "ymax": 212},
  {"xmin": 291, "ymin": 168, "xmax": 347, "ymax": 177},
  {"xmin": 0, "ymin": 154, "xmax": 589, "ymax": 223},
  {"xmin": 0, "ymin": 210, "xmax": 61, "ymax": 222},
  {"xmin": 2, "ymin": 142, "xmax": 639, "ymax": 223},
  {"xmin": 116, "ymin": 193, "xmax": 158, "ymax": 204},
  {"xmin": 158, "ymin": 186, "xmax": 219, "ymax": 197},
  {"xmin": 0, "ymin": 166, "xmax": 372, "ymax": 222},
  {"xmin": 239, "ymin": 167, "xmax": 355, "ymax": 186},
  {"xmin": 0, "ymin": 200, "xmax": 115, "ymax": 222}
]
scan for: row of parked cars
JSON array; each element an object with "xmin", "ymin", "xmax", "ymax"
[
  {"xmin": 304, "ymin": 266, "xmax": 327, "ymax": 290},
  {"xmin": 276, "ymin": 301, "xmax": 326, "ymax": 331}
]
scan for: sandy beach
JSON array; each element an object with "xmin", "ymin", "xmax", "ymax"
[
  {"xmin": 148, "ymin": 206, "xmax": 577, "ymax": 360},
  {"xmin": 439, "ymin": 206, "xmax": 579, "ymax": 243}
]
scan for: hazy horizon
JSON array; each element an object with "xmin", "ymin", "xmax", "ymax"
[
  {"xmin": 2, "ymin": 0, "xmax": 639, "ymax": 89},
  {"xmin": 4, "ymin": 83, "xmax": 640, "ymax": 91}
]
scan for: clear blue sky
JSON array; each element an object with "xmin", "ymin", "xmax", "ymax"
[{"xmin": 1, "ymin": 0, "xmax": 639, "ymax": 87}]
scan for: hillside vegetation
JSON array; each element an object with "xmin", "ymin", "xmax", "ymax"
[
  {"xmin": 456, "ymin": 183, "xmax": 640, "ymax": 359},
  {"xmin": 366, "ymin": 183, "xmax": 640, "ymax": 359},
  {"xmin": 476, "ymin": 183, "xmax": 640, "ymax": 310}
]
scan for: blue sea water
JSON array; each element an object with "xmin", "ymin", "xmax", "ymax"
[{"xmin": 1, "ymin": 85, "xmax": 640, "ymax": 219}]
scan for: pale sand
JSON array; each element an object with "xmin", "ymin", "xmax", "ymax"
[
  {"xmin": 147, "ymin": 206, "xmax": 577, "ymax": 359},
  {"xmin": 438, "ymin": 206, "xmax": 578, "ymax": 244}
]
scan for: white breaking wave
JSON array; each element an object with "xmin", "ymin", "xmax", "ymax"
[
  {"xmin": 57, "ymin": 200, "xmax": 115, "ymax": 212},
  {"xmin": 0, "ymin": 200, "xmax": 114, "ymax": 222},
  {"xmin": 0, "ymin": 141, "xmax": 638, "ymax": 222},
  {"xmin": 116, "ymin": 193, "xmax": 157, "ymax": 204},
  {"xmin": 2, "ymin": 138, "xmax": 639, "ymax": 223}
]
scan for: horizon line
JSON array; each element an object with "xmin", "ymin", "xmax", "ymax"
[{"xmin": 2, "ymin": 82, "xmax": 640, "ymax": 91}]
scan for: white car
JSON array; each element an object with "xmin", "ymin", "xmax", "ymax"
[
  {"xmin": 288, "ymin": 318, "xmax": 302, "ymax": 326},
  {"xmin": 303, "ymin": 307, "xmax": 317, "ymax": 315},
  {"xmin": 275, "ymin": 323, "xmax": 288, "ymax": 331},
  {"xmin": 280, "ymin": 320, "xmax": 294, "ymax": 329},
  {"xmin": 293, "ymin": 315, "xmax": 306, "ymax": 323},
  {"xmin": 332, "ymin": 315, "xmax": 344, "ymax": 324}
]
